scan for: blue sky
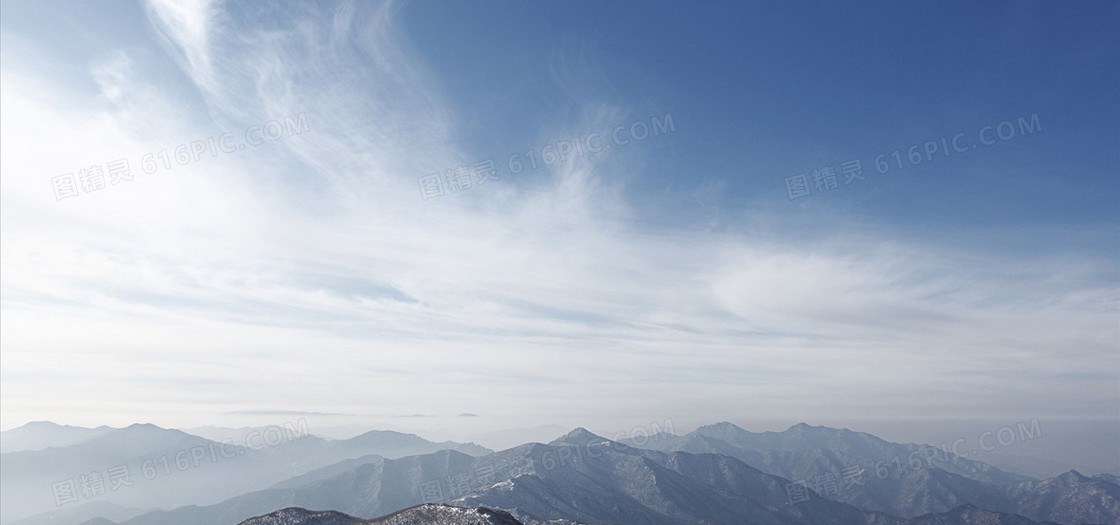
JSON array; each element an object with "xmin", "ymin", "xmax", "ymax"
[
  {"xmin": 400, "ymin": 1, "xmax": 1119, "ymax": 229},
  {"xmin": 0, "ymin": 0, "xmax": 1116, "ymax": 437}
]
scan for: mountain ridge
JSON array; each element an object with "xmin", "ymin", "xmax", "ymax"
[{"xmin": 5, "ymin": 422, "xmax": 1112, "ymax": 525}]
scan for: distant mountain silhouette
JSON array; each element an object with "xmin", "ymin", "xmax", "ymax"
[
  {"xmin": 5, "ymin": 421, "xmax": 1113, "ymax": 525},
  {"xmin": 92, "ymin": 427, "xmax": 1074, "ymax": 525},
  {"xmin": 0, "ymin": 422, "xmax": 490, "ymax": 524},
  {"xmin": 0, "ymin": 422, "xmax": 116, "ymax": 453},
  {"xmin": 618, "ymin": 421, "xmax": 1117, "ymax": 523}
]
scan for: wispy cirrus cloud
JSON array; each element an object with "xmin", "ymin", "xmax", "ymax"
[{"xmin": 0, "ymin": 0, "xmax": 1114, "ymax": 437}]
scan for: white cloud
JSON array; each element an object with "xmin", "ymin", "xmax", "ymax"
[{"xmin": 0, "ymin": 0, "xmax": 1115, "ymax": 435}]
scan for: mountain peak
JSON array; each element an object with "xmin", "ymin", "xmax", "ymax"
[
  {"xmin": 355, "ymin": 430, "xmax": 426, "ymax": 443},
  {"xmin": 782, "ymin": 422, "xmax": 851, "ymax": 438},
  {"xmin": 8, "ymin": 420, "xmax": 96, "ymax": 431},
  {"xmin": 566, "ymin": 427, "xmax": 600, "ymax": 438},
  {"xmin": 549, "ymin": 427, "xmax": 607, "ymax": 446},
  {"xmin": 125, "ymin": 422, "xmax": 162, "ymax": 429},
  {"xmin": 1058, "ymin": 469, "xmax": 1088, "ymax": 481},
  {"xmin": 709, "ymin": 421, "xmax": 742, "ymax": 430},
  {"xmin": 694, "ymin": 421, "xmax": 750, "ymax": 439},
  {"xmin": 116, "ymin": 423, "xmax": 172, "ymax": 435},
  {"xmin": 21, "ymin": 420, "xmax": 63, "ymax": 428}
]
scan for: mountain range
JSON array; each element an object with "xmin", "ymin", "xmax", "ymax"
[
  {"xmin": 616, "ymin": 422, "xmax": 1120, "ymax": 522},
  {"xmin": 0, "ymin": 422, "xmax": 117, "ymax": 454},
  {"xmin": 236, "ymin": 505, "xmax": 528, "ymax": 525},
  {"xmin": 0, "ymin": 423, "xmax": 490, "ymax": 525},
  {"xmin": 1, "ymin": 421, "xmax": 1114, "ymax": 525}
]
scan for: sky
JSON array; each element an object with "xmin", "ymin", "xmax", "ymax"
[{"xmin": 0, "ymin": 0, "xmax": 1117, "ymax": 445}]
